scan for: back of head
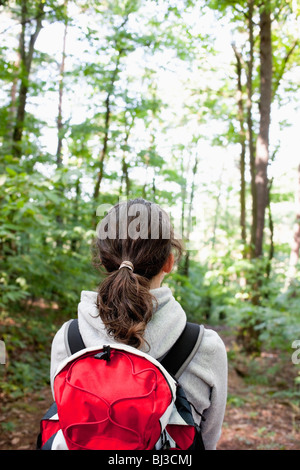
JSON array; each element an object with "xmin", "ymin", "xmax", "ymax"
[{"xmin": 93, "ymin": 198, "xmax": 182, "ymax": 349}]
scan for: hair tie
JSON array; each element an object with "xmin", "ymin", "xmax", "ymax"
[{"xmin": 119, "ymin": 260, "xmax": 134, "ymax": 272}]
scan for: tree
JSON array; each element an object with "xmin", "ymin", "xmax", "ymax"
[
  {"xmin": 93, "ymin": 43, "xmax": 127, "ymax": 201},
  {"xmin": 56, "ymin": 1, "xmax": 68, "ymax": 167},
  {"xmin": 207, "ymin": 0, "xmax": 299, "ymax": 261},
  {"xmin": 182, "ymin": 151, "xmax": 199, "ymax": 276},
  {"xmin": 205, "ymin": 0, "xmax": 300, "ymax": 350},
  {"xmin": 232, "ymin": 43, "xmax": 247, "ymax": 253},
  {"xmin": 285, "ymin": 163, "xmax": 300, "ymax": 287},
  {"xmin": 247, "ymin": 0, "xmax": 257, "ymax": 259},
  {"xmin": 12, "ymin": 0, "xmax": 45, "ymax": 158},
  {"xmin": 254, "ymin": 0, "xmax": 272, "ymax": 258}
]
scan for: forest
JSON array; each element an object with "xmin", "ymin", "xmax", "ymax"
[{"xmin": 0, "ymin": 0, "xmax": 300, "ymax": 451}]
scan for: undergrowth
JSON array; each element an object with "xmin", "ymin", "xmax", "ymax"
[{"xmin": 0, "ymin": 307, "xmax": 66, "ymax": 399}]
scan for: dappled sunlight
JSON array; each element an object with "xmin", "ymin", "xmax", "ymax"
[{"xmin": 1, "ymin": 0, "xmax": 300, "ymax": 452}]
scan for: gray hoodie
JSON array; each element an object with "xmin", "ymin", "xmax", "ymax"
[{"xmin": 50, "ymin": 286, "xmax": 228, "ymax": 450}]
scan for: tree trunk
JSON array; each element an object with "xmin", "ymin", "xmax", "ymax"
[
  {"xmin": 182, "ymin": 153, "xmax": 199, "ymax": 277},
  {"xmin": 285, "ymin": 164, "xmax": 300, "ymax": 288},
  {"xmin": 93, "ymin": 93, "xmax": 110, "ymax": 200},
  {"xmin": 247, "ymin": 0, "xmax": 257, "ymax": 258},
  {"xmin": 56, "ymin": 17, "xmax": 68, "ymax": 245},
  {"xmin": 211, "ymin": 163, "xmax": 224, "ymax": 251},
  {"xmin": 266, "ymin": 177, "xmax": 274, "ymax": 278},
  {"xmin": 12, "ymin": 0, "xmax": 44, "ymax": 158},
  {"xmin": 232, "ymin": 44, "xmax": 247, "ymax": 254},
  {"xmin": 56, "ymin": 16, "xmax": 68, "ymax": 167},
  {"xmin": 93, "ymin": 16, "xmax": 129, "ymax": 200},
  {"xmin": 4, "ymin": 45, "xmax": 21, "ymax": 147},
  {"xmin": 120, "ymin": 111, "xmax": 134, "ymax": 197},
  {"xmin": 290, "ymin": 168, "xmax": 300, "ymax": 267},
  {"xmin": 93, "ymin": 51, "xmax": 122, "ymax": 200},
  {"xmin": 120, "ymin": 157, "xmax": 130, "ymax": 197},
  {"xmin": 71, "ymin": 178, "xmax": 81, "ymax": 252},
  {"xmin": 254, "ymin": 2, "xmax": 272, "ymax": 258}
]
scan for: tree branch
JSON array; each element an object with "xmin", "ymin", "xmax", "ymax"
[
  {"xmin": 26, "ymin": 2, "xmax": 45, "ymax": 70},
  {"xmin": 272, "ymin": 40, "xmax": 299, "ymax": 100}
]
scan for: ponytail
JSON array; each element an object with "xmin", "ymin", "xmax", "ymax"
[
  {"xmin": 97, "ymin": 267, "xmax": 155, "ymax": 349},
  {"xmin": 94, "ymin": 198, "xmax": 182, "ymax": 349}
]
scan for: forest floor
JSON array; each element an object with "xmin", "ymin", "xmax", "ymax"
[
  {"xmin": 217, "ymin": 327, "xmax": 300, "ymax": 450},
  {"xmin": 0, "ymin": 326, "xmax": 299, "ymax": 451}
]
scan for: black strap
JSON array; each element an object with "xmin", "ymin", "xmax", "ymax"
[
  {"xmin": 159, "ymin": 322, "xmax": 201, "ymax": 378},
  {"xmin": 66, "ymin": 319, "xmax": 202, "ymax": 378},
  {"xmin": 67, "ymin": 319, "xmax": 85, "ymax": 355}
]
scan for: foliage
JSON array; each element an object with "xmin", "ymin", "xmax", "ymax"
[
  {"xmin": 0, "ymin": 0, "xmax": 300, "ymax": 398},
  {"xmin": 168, "ymin": 247, "xmax": 300, "ymax": 356},
  {"xmin": 0, "ymin": 309, "xmax": 58, "ymax": 397},
  {"xmin": 0, "ymin": 166, "xmax": 99, "ymax": 313}
]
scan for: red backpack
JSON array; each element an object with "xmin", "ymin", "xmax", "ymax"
[{"xmin": 37, "ymin": 320, "xmax": 205, "ymax": 451}]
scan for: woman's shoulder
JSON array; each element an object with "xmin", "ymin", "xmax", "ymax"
[
  {"xmin": 195, "ymin": 326, "xmax": 228, "ymax": 370},
  {"xmin": 201, "ymin": 326, "xmax": 227, "ymax": 354},
  {"xmin": 51, "ymin": 320, "xmax": 69, "ymax": 349},
  {"xmin": 50, "ymin": 321, "xmax": 70, "ymax": 384}
]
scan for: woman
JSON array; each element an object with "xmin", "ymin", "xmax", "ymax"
[{"xmin": 50, "ymin": 198, "xmax": 227, "ymax": 450}]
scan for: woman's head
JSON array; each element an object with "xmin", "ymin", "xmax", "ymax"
[{"xmin": 93, "ymin": 198, "xmax": 182, "ymax": 349}]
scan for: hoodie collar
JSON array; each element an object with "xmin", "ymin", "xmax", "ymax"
[{"xmin": 78, "ymin": 286, "xmax": 186, "ymax": 358}]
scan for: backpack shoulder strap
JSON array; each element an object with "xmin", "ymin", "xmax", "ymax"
[
  {"xmin": 159, "ymin": 322, "xmax": 204, "ymax": 379},
  {"xmin": 65, "ymin": 318, "xmax": 204, "ymax": 379},
  {"xmin": 65, "ymin": 319, "xmax": 85, "ymax": 356}
]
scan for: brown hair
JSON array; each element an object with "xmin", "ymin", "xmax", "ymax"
[{"xmin": 93, "ymin": 198, "xmax": 182, "ymax": 349}]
